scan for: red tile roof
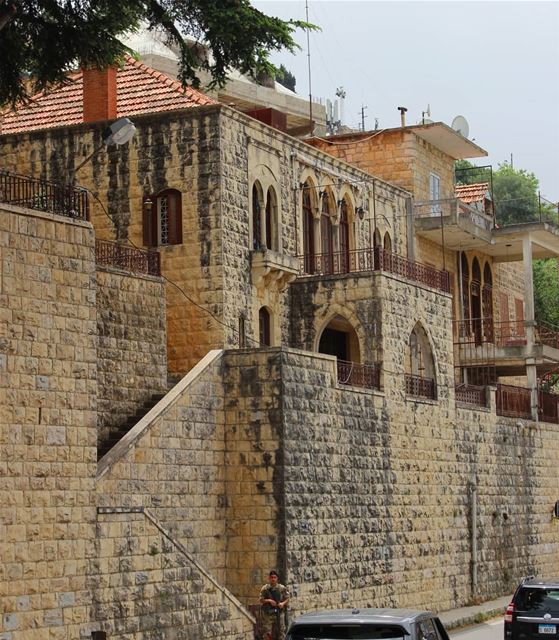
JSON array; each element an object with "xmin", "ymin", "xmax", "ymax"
[
  {"xmin": 0, "ymin": 56, "xmax": 216, "ymax": 135},
  {"xmin": 455, "ymin": 182, "xmax": 491, "ymax": 204}
]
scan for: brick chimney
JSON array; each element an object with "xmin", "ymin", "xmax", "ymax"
[{"xmin": 82, "ymin": 67, "xmax": 117, "ymax": 123}]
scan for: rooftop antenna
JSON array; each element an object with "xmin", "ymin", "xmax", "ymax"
[
  {"xmin": 335, "ymin": 86, "xmax": 346, "ymax": 126},
  {"xmin": 421, "ymin": 104, "xmax": 432, "ymax": 125},
  {"xmin": 359, "ymin": 105, "xmax": 368, "ymax": 131},
  {"xmin": 305, "ymin": 0, "xmax": 313, "ymax": 135}
]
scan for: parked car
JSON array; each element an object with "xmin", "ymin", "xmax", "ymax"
[
  {"xmin": 285, "ymin": 608, "xmax": 451, "ymax": 640},
  {"xmin": 505, "ymin": 576, "xmax": 559, "ymax": 640}
]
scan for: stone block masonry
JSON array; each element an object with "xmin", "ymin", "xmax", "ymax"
[
  {"xmin": 0, "ymin": 204, "xmax": 98, "ymax": 639},
  {"xmin": 96, "ymin": 266, "xmax": 168, "ymax": 447}
]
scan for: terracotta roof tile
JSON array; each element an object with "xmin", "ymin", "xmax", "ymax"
[
  {"xmin": 1, "ymin": 56, "xmax": 216, "ymax": 135},
  {"xmin": 455, "ymin": 182, "xmax": 491, "ymax": 204}
]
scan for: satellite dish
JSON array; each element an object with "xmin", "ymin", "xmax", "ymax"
[{"xmin": 452, "ymin": 115, "xmax": 470, "ymax": 138}]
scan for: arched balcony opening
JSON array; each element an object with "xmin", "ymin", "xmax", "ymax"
[
  {"xmin": 405, "ymin": 323, "xmax": 436, "ymax": 399},
  {"xmin": 317, "ymin": 315, "xmax": 379, "ymax": 390},
  {"xmin": 302, "ymin": 182, "xmax": 315, "ymax": 274}
]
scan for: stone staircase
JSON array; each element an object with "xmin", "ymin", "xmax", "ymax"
[{"xmin": 97, "ymin": 375, "xmax": 182, "ymax": 460}]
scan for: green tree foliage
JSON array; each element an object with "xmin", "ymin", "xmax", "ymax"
[
  {"xmin": 0, "ymin": 0, "xmax": 313, "ymax": 107},
  {"xmin": 275, "ymin": 64, "xmax": 296, "ymax": 91},
  {"xmin": 534, "ymin": 259, "xmax": 559, "ymax": 327},
  {"xmin": 492, "ymin": 162, "xmax": 541, "ymax": 225}
]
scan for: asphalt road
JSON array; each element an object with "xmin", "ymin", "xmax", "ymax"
[{"xmin": 450, "ymin": 617, "xmax": 504, "ymax": 640}]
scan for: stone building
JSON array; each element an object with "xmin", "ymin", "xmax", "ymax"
[{"xmin": 2, "ymin": 57, "xmax": 559, "ymax": 639}]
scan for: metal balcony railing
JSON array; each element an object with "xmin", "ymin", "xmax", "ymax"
[
  {"xmin": 455, "ymin": 384, "xmax": 488, "ymax": 407},
  {"xmin": 96, "ymin": 239, "xmax": 161, "ymax": 277},
  {"xmin": 0, "ymin": 169, "xmax": 89, "ymax": 220},
  {"xmin": 413, "ymin": 197, "xmax": 494, "ymax": 231},
  {"xmin": 336, "ymin": 359, "xmax": 380, "ymax": 390},
  {"xmin": 496, "ymin": 384, "xmax": 532, "ymax": 419},
  {"xmin": 495, "ymin": 194, "xmax": 559, "ymax": 228},
  {"xmin": 405, "ymin": 374, "xmax": 436, "ymax": 400},
  {"xmin": 298, "ymin": 247, "xmax": 451, "ymax": 294}
]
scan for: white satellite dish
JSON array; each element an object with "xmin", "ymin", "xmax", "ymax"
[{"xmin": 451, "ymin": 115, "xmax": 469, "ymax": 138}]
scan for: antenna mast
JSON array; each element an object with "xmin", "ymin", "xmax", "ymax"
[{"xmin": 305, "ymin": 0, "xmax": 313, "ymax": 135}]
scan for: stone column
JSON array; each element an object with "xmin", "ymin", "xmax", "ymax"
[{"xmin": 522, "ymin": 234, "xmax": 538, "ymax": 420}]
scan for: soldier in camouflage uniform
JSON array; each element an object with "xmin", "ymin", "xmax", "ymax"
[{"xmin": 259, "ymin": 570, "xmax": 290, "ymax": 640}]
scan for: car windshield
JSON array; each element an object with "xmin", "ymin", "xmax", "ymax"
[
  {"xmin": 517, "ymin": 588, "xmax": 559, "ymax": 611},
  {"xmin": 288, "ymin": 623, "xmax": 408, "ymax": 639}
]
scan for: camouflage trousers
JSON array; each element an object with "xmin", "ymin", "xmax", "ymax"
[{"xmin": 261, "ymin": 609, "xmax": 287, "ymax": 639}]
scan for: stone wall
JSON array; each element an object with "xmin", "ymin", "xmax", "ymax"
[
  {"xmin": 221, "ymin": 347, "xmax": 559, "ymax": 618},
  {"xmin": 96, "ymin": 266, "xmax": 168, "ymax": 446},
  {"xmin": 90, "ymin": 509, "xmax": 254, "ymax": 640},
  {"xmin": 0, "ymin": 203, "xmax": 98, "ymax": 639}
]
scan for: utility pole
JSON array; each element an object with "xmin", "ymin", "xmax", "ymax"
[
  {"xmin": 305, "ymin": 0, "xmax": 313, "ymax": 136},
  {"xmin": 359, "ymin": 105, "xmax": 368, "ymax": 131}
]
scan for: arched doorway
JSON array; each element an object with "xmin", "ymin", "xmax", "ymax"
[
  {"xmin": 265, "ymin": 186, "xmax": 277, "ymax": 251},
  {"xmin": 471, "ymin": 257, "xmax": 482, "ymax": 345},
  {"xmin": 320, "ymin": 191, "xmax": 334, "ymax": 274},
  {"xmin": 339, "ymin": 198, "xmax": 350, "ymax": 272},
  {"xmin": 482, "ymin": 261, "xmax": 494, "ymax": 341},
  {"xmin": 405, "ymin": 322, "xmax": 436, "ymax": 398},
  {"xmin": 317, "ymin": 315, "xmax": 361, "ymax": 364},
  {"xmin": 302, "ymin": 183, "xmax": 315, "ymax": 274}
]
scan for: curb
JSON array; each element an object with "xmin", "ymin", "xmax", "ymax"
[{"xmin": 444, "ymin": 605, "xmax": 507, "ymax": 630}]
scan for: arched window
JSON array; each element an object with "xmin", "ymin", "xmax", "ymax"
[
  {"xmin": 252, "ymin": 182, "xmax": 263, "ymax": 249},
  {"xmin": 143, "ymin": 189, "xmax": 183, "ymax": 247},
  {"xmin": 471, "ymin": 257, "xmax": 482, "ymax": 344},
  {"xmin": 259, "ymin": 307, "xmax": 271, "ymax": 346},
  {"xmin": 373, "ymin": 229, "xmax": 382, "ymax": 249},
  {"xmin": 482, "ymin": 261, "xmax": 494, "ymax": 341},
  {"xmin": 302, "ymin": 184, "xmax": 315, "ymax": 274},
  {"xmin": 405, "ymin": 323, "xmax": 436, "ymax": 399},
  {"xmin": 383, "ymin": 231, "xmax": 392, "ymax": 253},
  {"xmin": 460, "ymin": 252, "xmax": 470, "ymax": 335},
  {"xmin": 320, "ymin": 192, "xmax": 334, "ymax": 274},
  {"xmin": 339, "ymin": 198, "xmax": 350, "ymax": 272},
  {"xmin": 265, "ymin": 186, "xmax": 278, "ymax": 251}
]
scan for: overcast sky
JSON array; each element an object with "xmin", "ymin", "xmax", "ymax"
[{"xmin": 253, "ymin": 0, "xmax": 559, "ymax": 202}]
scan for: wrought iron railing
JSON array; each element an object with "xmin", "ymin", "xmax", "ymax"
[
  {"xmin": 455, "ymin": 384, "xmax": 488, "ymax": 407},
  {"xmin": 95, "ymin": 239, "xmax": 160, "ymax": 276},
  {"xmin": 0, "ymin": 169, "xmax": 89, "ymax": 220},
  {"xmin": 337, "ymin": 360, "xmax": 380, "ymax": 390},
  {"xmin": 405, "ymin": 374, "xmax": 436, "ymax": 399},
  {"xmin": 454, "ymin": 317, "xmax": 559, "ymax": 354},
  {"xmin": 538, "ymin": 390, "xmax": 559, "ymax": 424},
  {"xmin": 413, "ymin": 197, "xmax": 494, "ymax": 231},
  {"xmin": 495, "ymin": 193, "xmax": 559, "ymax": 228},
  {"xmin": 496, "ymin": 384, "xmax": 532, "ymax": 419},
  {"xmin": 298, "ymin": 247, "xmax": 451, "ymax": 294}
]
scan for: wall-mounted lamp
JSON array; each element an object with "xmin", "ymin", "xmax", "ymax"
[
  {"xmin": 318, "ymin": 190, "xmax": 327, "ymax": 200},
  {"xmin": 70, "ymin": 117, "xmax": 136, "ymax": 184},
  {"xmin": 143, "ymin": 197, "xmax": 153, "ymax": 208},
  {"xmin": 356, "ymin": 206, "xmax": 366, "ymax": 220},
  {"xmin": 337, "ymin": 198, "xmax": 344, "ymax": 208}
]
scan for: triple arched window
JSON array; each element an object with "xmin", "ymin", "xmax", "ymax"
[
  {"xmin": 301, "ymin": 182, "xmax": 355, "ymax": 275},
  {"xmin": 459, "ymin": 252, "xmax": 494, "ymax": 343},
  {"xmin": 252, "ymin": 181, "xmax": 278, "ymax": 251}
]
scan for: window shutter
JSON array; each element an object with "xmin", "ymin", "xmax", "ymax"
[
  {"xmin": 142, "ymin": 195, "xmax": 157, "ymax": 247},
  {"xmin": 167, "ymin": 191, "xmax": 183, "ymax": 245}
]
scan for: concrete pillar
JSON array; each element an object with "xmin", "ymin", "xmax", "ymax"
[{"xmin": 522, "ymin": 235, "xmax": 538, "ymax": 421}]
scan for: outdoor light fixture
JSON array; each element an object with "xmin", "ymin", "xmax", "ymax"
[
  {"xmin": 70, "ymin": 117, "xmax": 137, "ymax": 184},
  {"xmin": 356, "ymin": 206, "xmax": 366, "ymax": 220},
  {"xmin": 318, "ymin": 190, "xmax": 327, "ymax": 200}
]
